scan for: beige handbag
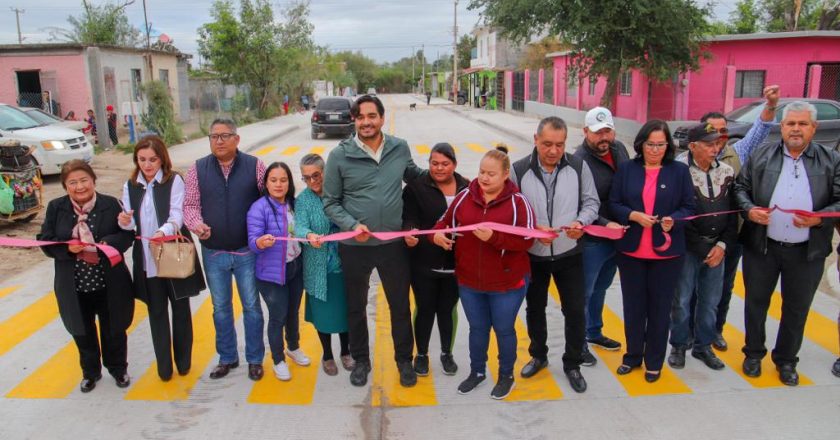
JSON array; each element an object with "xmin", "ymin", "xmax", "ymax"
[{"xmin": 153, "ymin": 229, "xmax": 196, "ymax": 279}]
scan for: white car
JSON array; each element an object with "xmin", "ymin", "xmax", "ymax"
[
  {"xmin": 19, "ymin": 107, "xmax": 90, "ymax": 138},
  {"xmin": 0, "ymin": 104, "xmax": 93, "ymax": 175}
]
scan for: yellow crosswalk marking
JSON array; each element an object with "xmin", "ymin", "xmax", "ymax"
[
  {"xmin": 466, "ymin": 143, "xmax": 487, "ymax": 153},
  {"xmin": 732, "ymin": 272, "xmax": 837, "ymax": 354},
  {"xmin": 248, "ymin": 295, "xmax": 321, "ymax": 405},
  {"xmin": 372, "ymin": 286, "xmax": 437, "ymax": 407},
  {"xmin": 715, "ymin": 324, "xmax": 813, "ymax": 387},
  {"xmin": 548, "ymin": 283, "xmax": 691, "ymax": 396},
  {"xmin": 254, "ymin": 146, "xmax": 276, "ymax": 156},
  {"xmin": 0, "ymin": 285, "xmax": 21, "ymax": 299},
  {"xmin": 7, "ymin": 302, "xmax": 149, "ymax": 399},
  {"xmin": 125, "ymin": 288, "xmax": 243, "ymax": 401},
  {"xmin": 0, "ymin": 292, "xmax": 58, "ymax": 356},
  {"xmin": 486, "ymin": 317, "xmax": 564, "ymax": 401},
  {"xmin": 281, "ymin": 146, "xmax": 301, "ymax": 156},
  {"xmin": 415, "ymin": 144, "xmax": 431, "ymax": 155},
  {"xmin": 310, "ymin": 146, "xmax": 325, "ymax": 155}
]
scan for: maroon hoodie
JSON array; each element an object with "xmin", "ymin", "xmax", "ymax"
[{"xmin": 433, "ymin": 178, "xmax": 536, "ymax": 292}]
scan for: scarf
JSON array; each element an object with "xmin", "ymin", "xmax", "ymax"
[{"xmin": 71, "ymin": 194, "xmax": 100, "ymax": 265}]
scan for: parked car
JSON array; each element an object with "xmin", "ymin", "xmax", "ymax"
[
  {"xmin": 19, "ymin": 107, "xmax": 92, "ymax": 142},
  {"xmin": 0, "ymin": 104, "xmax": 93, "ymax": 176},
  {"xmin": 311, "ymin": 97, "xmax": 355, "ymax": 139},
  {"xmin": 673, "ymin": 98, "xmax": 840, "ymax": 151},
  {"xmin": 366, "ymin": 88, "xmax": 377, "ymax": 96}
]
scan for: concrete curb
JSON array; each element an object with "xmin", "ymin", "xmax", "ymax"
[
  {"xmin": 442, "ymin": 106, "xmax": 533, "ymax": 144},
  {"xmin": 243, "ymin": 124, "xmax": 300, "ymax": 153}
]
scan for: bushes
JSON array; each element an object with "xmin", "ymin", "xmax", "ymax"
[{"xmin": 140, "ymin": 80, "xmax": 184, "ymax": 146}]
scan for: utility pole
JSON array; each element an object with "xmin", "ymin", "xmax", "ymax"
[
  {"xmin": 142, "ymin": 0, "xmax": 153, "ymax": 82},
  {"xmin": 411, "ymin": 46, "xmax": 415, "ymax": 93},
  {"xmin": 453, "ymin": 0, "xmax": 459, "ymax": 102},
  {"xmin": 10, "ymin": 7, "xmax": 24, "ymax": 44},
  {"xmin": 421, "ymin": 44, "xmax": 426, "ymax": 94}
]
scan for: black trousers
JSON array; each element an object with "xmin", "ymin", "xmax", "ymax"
[
  {"xmin": 339, "ymin": 241, "xmax": 414, "ymax": 364},
  {"xmin": 616, "ymin": 254, "xmax": 685, "ymax": 371},
  {"xmin": 742, "ymin": 242, "xmax": 824, "ymax": 366},
  {"xmin": 145, "ymin": 277, "xmax": 193, "ymax": 378},
  {"xmin": 72, "ymin": 288, "xmax": 128, "ymax": 379},
  {"xmin": 318, "ymin": 331, "xmax": 350, "ymax": 361},
  {"xmin": 525, "ymin": 253, "xmax": 586, "ymax": 372},
  {"xmin": 411, "ymin": 271, "xmax": 459, "ymax": 355}
]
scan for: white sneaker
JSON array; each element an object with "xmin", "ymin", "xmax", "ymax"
[
  {"xmin": 285, "ymin": 348, "xmax": 311, "ymax": 366},
  {"xmin": 273, "ymin": 361, "xmax": 291, "ymax": 381}
]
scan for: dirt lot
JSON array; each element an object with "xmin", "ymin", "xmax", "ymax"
[{"xmin": 0, "ymin": 151, "xmax": 138, "ymax": 280}]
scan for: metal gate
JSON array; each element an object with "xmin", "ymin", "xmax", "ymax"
[
  {"xmin": 496, "ymin": 73, "xmax": 506, "ymax": 111},
  {"xmin": 512, "ymin": 71, "xmax": 525, "ymax": 112}
]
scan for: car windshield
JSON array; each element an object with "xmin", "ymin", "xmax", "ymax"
[
  {"xmin": 0, "ymin": 106, "xmax": 42, "ymax": 131},
  {"xmin": 318, "ymin": 99, "xmax": 349, "ymax": 111},
  {"xmin": 726, "ymin": 101, "xmax": 784, "ymax": 123},
  {"xmin": 23, "ymin": 109, "xmax": 60, "ymax": 125}
]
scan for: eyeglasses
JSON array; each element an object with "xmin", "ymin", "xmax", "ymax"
[
  {"xmin": 302, "ymin": 171, "xmax": 322, "ymax": 183},
  {"xmin": 644, "ymin": 142, "xmax": 669, "ymax": 151},
  {"xmin": 209, "ymin": 133, "xmax": 236, "ymax": 142}
]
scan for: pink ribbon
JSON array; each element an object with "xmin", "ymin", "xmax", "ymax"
[{"xmin": 0, "ymin": 237, "xmax": 123, "ymax": 267}]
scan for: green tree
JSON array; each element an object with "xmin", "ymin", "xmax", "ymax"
[
  {"xmin": 457, "ymin": 34, "xmax": 476, "ymax": 70},
  {"xmin": 518, "ymin": 36, "xmax": 567, "ymax": 69},
  {"xmin": 761, "ymin": 0, "xmax": 820, "ymax": 31},
  {"xmin": 730, "ymin": 0, "xmax": 761, "ymax": 33},
  {"xmin": 470, "ymin": 0, "xmax": 712, "ymax": 107},
  {"xmin": 61, "ymin": 0, "xmax": 142, "ymax": 46},
  {"xmin": 332, "ymin": 51, "xmax": 379, "ymax": 91},
  {"xmin": 140, "ymin": 80, "xmax": 183, "ymax": 145}
]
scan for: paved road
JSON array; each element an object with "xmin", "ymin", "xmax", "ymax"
[{"xmin": 1, "ymin": 95, "xmax": 838, "ymax": 439}]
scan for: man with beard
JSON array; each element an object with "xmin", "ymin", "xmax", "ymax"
[
  {"xmin": 323, "ymin": 95, "xmax": 426, "ymax": 388},
  {"xmin": 572, "ymin": 107, "xmax": 630, "ymax": 366}
]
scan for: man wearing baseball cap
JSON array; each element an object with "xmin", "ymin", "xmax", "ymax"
[
  {"xmin": 573, "ymin": 107, "xmax": 630, "ymax": 366},
  {"xmin": 106, "ymin": 104, "xmax": 119, "ymax": 146},
  {"xmin": 667, "ymin": 123, "xmax": 737, "ymax": 371}
]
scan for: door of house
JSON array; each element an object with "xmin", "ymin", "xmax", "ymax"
[
  {"xmin": 496, "ymin": 73, "xmax": 505, "ymax": 111},
  {"xmin": 819, "ymin": 63, "xmax": 840, "ymax": 101},
  {"xmin": 512, "ymin": 71, "xmax": 525, "ymax": 112}
]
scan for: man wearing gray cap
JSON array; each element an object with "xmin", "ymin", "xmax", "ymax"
[
  {"xmin": 573, "ymin": 107, "xmax": 630, "ymax": 366},
  {"xmin": 668, "ymin": 123, "xmax": 737, "ymax": 371}
]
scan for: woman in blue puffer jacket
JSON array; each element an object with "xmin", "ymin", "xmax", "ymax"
[{"xmin": 247, "ymin": 161, "xmax": 309, "ymax": 382}]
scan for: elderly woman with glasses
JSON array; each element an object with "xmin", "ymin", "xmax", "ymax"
[
  {"xmin": 294, "ymin": 154, "xmax": 353, "ymax": 376},
  {"xmin": 608, "ymin": 120, "xmax": 695, "ymax": 383}
]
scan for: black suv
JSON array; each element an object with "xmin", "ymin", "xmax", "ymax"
[{"xmin": 311, "ymin": 97, "xmax": 354, "ymax": 139}]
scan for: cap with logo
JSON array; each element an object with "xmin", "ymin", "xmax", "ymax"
[
  {"xmin": 585, "ymin": 107, "xmax": 615, "ymax": 132},
  {"xmin": 687, "ymin": 123, "xmax": 727, "ymax": 143}
]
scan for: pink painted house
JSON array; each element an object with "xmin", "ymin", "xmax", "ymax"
[{"xmin": 534, "ymin": 31, "xmax": 840, "ymax": 123}]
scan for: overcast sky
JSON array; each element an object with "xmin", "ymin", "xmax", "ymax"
[{"xmin": 0, "ymin": 0, "xmax": 736, "ymax": 64}]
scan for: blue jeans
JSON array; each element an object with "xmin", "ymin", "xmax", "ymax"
[
  {"xmin": 201, "ymin": 245, "xmax": 264, "ymax": 365},
  {"xmin": 255, "ymin": 259, "xmax": 304, "ymax": 365},
  {"xmin": 582, "ymin": 240, "xmax": 618, "ymax": 340},
  {"xmin": 459, "ymin": 282, "xmax": 527, "ymax": 377},
  {"xmin": 670, "ymin": 252, "xmax": 724, "ymax": 350}
]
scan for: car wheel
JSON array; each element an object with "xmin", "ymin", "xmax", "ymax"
[{"xmin": 311, "ymin": 130, "xmax": 318, "ymax": 140}]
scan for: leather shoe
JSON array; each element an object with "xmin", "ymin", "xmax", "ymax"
[
  {"xmin": 712, "ymin": 333, "xmax": 728, "ymax": 351},
  {"xmin": 350, "ymin": 361, "xmax": 371, "ymax": 387},
  {"xmin": 692, "ymin": 348, "xmax": 725, "ymax": 370},
  {"xmin": 833, "ymin": 358, "xmax": 840, "ymax": 378},
  {"xmin": 668, "ymin": 346, "xmax": 686, "ymax": 369},
  {"xmin": 742, "ymin": 358, "xmax": 761, "ymax": 377},
  {"xmin": 114, "ymin": 373, "xmax": 131, "ymax": 388},
  {"xmin": 520, "ymin": 358, "xmax": 549, "ymax": 378},
  {"xmin": 616, "ymin": 364, "xmax": 636, "ymax": 375},
  {"xmin": 80, "ymin": 374, "xmax": 102, "ymax": 393},
  {"xmin": 644, "ymin": 371, "xmax": 661, "ymax": 383},
  {"xmin": 565, "ymin": 369, "xmax": 587, "ymax": 393},
  {"xmin": 248, "ymin": 363, "xmax": 264, "ymax": 381},
  {"xmin": 209, "ymin": 361, "xmax": 240, "ymax": 379},
  {"xmin": 397, "ymin": 361, "xmax": 417, "ymax": 387},
  {"xmin": 777, "ymin": 364, "xmax": 799, "ymax": 386}
]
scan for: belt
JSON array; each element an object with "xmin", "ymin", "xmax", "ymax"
[{"xmin": 768, "ymin": 238, "xmax": 807, "ymax": 248}]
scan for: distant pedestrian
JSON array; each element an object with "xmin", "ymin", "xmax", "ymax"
[
  {"xmin": 302, "ymin": 95, "xmax": 310, "ymax": 111},
  {"xmin": 283, "ymin": 94, "xmax": 290, "ymax": 115},
  {"xmin": 106, "ymin": 105, "xmax": 118, "ymax": 146},
  {"xmin": 426, "ymin": 91, "xmax": 432, "ymax": 105}
]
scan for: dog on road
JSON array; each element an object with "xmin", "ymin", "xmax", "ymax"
[{"xmin": 409, "ymin": 103, "xmax": 417, "ymax": 111}]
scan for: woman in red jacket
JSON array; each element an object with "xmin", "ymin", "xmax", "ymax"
[{"xmin": 432, "ymin": 147, "xmax": 536, "ymax": 400}]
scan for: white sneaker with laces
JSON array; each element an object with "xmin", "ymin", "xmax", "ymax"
[
  {"xmin": 273, "ymin": 361, "xmax": 291, "ymax": 381},
  {"xmin": 285, "ymin": 348, "xmax": 311, "ymax": 366}
]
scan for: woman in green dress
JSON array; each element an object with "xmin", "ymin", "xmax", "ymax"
[{"xmin": 295, "ymin": 153, "xmax": 353, "ymax": 376}]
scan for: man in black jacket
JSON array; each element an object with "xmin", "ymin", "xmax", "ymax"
[
  {"xmin": 573, "ymin": 107, "xmax": 630, "ymax": 365},
  {"xmin": 668, "ymin": 124, "xmax": 737, "ymax": 371},
  {"xmin": 735, "ymin": 101, "xmax": 840, "ymax": 386}
]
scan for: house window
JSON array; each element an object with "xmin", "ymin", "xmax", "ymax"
[
  {"xmin": 589, "ymin": 78, "xmax": 597, "ymax": 96},
  {"xmin": 619, "ymin": 71, "xmax": 632, "ymax": 96},
  {"xmin": 159, "ymin": 69, "xmax": 170, "ymax": 87},
  {"xmin": 567, "ymin": 75, "xmax": 578, "ymax": 98},
  {"xmin": 735, "ymin": 70, "xmax": 765, "ymax": 98},
  {"xmin": 130, "ymin": 69, "xmax": 142, "ymax": 100}
]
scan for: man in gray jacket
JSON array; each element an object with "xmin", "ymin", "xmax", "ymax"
[
  {"xmin": 512, "ymin": 117, "xmax": 600, "ymax": 393},
  {"xmin": 323, "ymin": 95, "xmax": 425, "ymax": 388}
]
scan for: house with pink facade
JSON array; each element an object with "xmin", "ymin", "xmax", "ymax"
[
  {"xmin": 0, "ymin": 43, "xmax": 191, "ymax": 123},
  {"xmin": 511, "ymin": 31, "xmax": 840, "ymax": 126}
]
